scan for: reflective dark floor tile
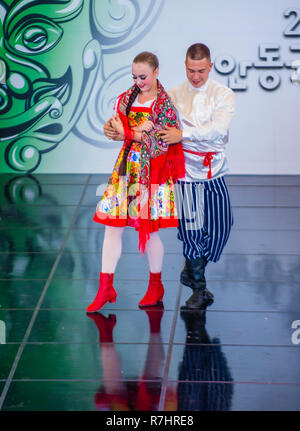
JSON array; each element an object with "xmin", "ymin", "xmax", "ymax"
[
  {"xmin": 232, "ymin": 207, "xmax": 300, "ymax": 230},
  {"xmin": 1, "ymin": 184, "xmax": 85, "ymax": 207},
  {"xmin": 0, "ymin": 205, "xmax": 76, "ymax": 230},
  {"xmin": 0, "ymin": 175, "xmax": 45, "ymax": 208},
  {"xmin": 168, "ymin": 344, "xmax": 300, "ymax": 383},
  {"xmin": 164, "ymin": 381, "xmax": 300, "ymax": 411},
  {"xmin": 37, "ymin": 185, "xmax": 85, "ymax": 206},
  {"xmin": 0, "ymin": 228, "xmax": 69, "ymax": 253},
  {"xmin": 227, "ymin": 229, "xmax": 300, "ymax": 255},
  {"xmin": 163, "ymin": 381, "xmax": 233, "ymax": 411},
  {"xmin": 0, "ymin": 177, "xmax": 85, "ymax": 206},
  {"xmin": 231, "ymin": 382, "xmax": 300, "ymax": 411},
  {"xmin": 2, "ymin": 380, "xmax": 162, "ymax": 411},
  {"xmin": 0, "ymin": 174, "xmax": 83, "ymax": 186},
  {"xmin": 89, "ymin": 174, "xmax": 110, "ymax": 185},
  {"xmin": 21, "ymin": 174, "xmax": 89, "ymax": 185},
  {"xmin": 0, "ymin": 175, "xmax": 89, "ymax": 199},
  {"xmin": 0, "ymin": 279, "xmax": 45, "ymax": 308},
  {"xmin": 81, "ymin": 184, "xmax": 107, "ymax": 206},
  {"xmin": 226, "ymin": 175, "xmax": 300, "ymax": 186},
  {"xmin": 180, "ymin": 281, "xmax": 300, "ymax": 312},
  {"xmin": 53, "ymin": 251, "xmax": 300, "ymax": 284},
  {"xmin": 174, "ymin": 309, "xmax": 300, "ymax": 346},
  {"xmin": 0, "ymin": 253, "xmax": 58, "ymax": 277},
  {"xmin": 41, "ymin": 279, "xmax": 180, "ymax": 310},
  {"xmin": 28, "ymin": 309, "xmax": 172, "ymax": 343},
  {"xmin": 65, "ymin": 227, "xmax": 182, "ymax": 253},
  {"xmin": 72, "ymin": 206, "xmax": 97, "ymax": 229},
  {"xmin": 64, "ymin": 227, "xmax": 300, "ymax": 255},
  {"xmin": 206, "ymin": 254, "xmax": 300, "ymax": 283},
  {"xmin": 14, "ymin": 342, "xmax": 167, "ymax": 381},
  {"xmin": 0, "ymin": 345, "xmax": 19, "ymax": 379},
  {"xmin": 0, "ymin": 310, "xmax": 33, "ymax": 342},
  {"xmin": 53, "ymin": 251, "xmax": 183, "ymax": 280},
  {"xmin": 230, "ymin": 185, "xmax": 300, "ymax": 207}
]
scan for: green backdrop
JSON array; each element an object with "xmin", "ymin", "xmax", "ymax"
[{"xmin": 0, "ymin": 0, "xmax": 163, "ymax": 173}]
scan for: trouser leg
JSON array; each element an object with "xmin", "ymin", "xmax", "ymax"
[
  {"xmin": 177, "ymin": 176, "xmax": 233, "ymax": 263},
  {"xmin": 176, "ymin": 177, "xmax": 233, "ymax": 308}
]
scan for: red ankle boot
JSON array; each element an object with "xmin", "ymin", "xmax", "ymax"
[
  {"xmin": 139, "ymin": 272, "xmax": 164, "ymax": 307},
  {"xmin": 86, "ymin": 273, "xmax": 117, "ymax": 313}
]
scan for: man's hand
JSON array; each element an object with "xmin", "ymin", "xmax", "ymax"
[
  {"xmin": 133, "ymin": 120, "xmax": 155, "ymax": 133},
  {"xmin": 158, "ymin": 126, "xmax": 182, "ymax": 145},
  {"xmin": 104, "ymin": 118, "xmax": 123, "ymax": 141}
]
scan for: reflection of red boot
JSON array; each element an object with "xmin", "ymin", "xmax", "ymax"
[
  {"xmin": 144, "ymin": 304, "xmax": 164, "ymax": 333},
  {"xmin": 86, "ymin": 312, "xmax": 117, "ymax": 343},
  {"xmin": 86, "ymin": 273, "xmax": 117, "ymax": 313},
  {"xmin": 139, "ymin": 272, "xmax": 164, "ymax": 307},
  {"xmin": 136, "ymin": 379, "xmax": 153, "ymax": 411}
]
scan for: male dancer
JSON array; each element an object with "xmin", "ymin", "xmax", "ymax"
[
  {"xmin": 159, "ymin": 43, "xmax": 235, "ymax": 309},
  {"xmin": 104, "ymin": 43, "xmax": 235, "ymax": 309}
]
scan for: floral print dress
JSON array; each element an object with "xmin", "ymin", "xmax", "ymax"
[{"xmin": 93, "ymin": 99, "xmax": 178, "ymax": 233}]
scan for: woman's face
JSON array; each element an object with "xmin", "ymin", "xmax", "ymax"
[{"xmin": 132, "ymin": 62, "xmax": 158, "ymax": 93}]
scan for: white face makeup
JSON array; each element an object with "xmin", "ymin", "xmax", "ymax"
[{"xmin": 132, "ymin": 62, "xmax": 158, "ymax": 94}]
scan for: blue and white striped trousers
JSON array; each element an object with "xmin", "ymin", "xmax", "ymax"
[{"xmin": 176, "ymin": 176, "xmax": 233, "ymax": 262}]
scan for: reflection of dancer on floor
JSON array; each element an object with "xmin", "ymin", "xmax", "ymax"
[
  {"xmin": 87, "ymin": 51, "xmax": 185, "ymax": 313},
  {"xmin": 177, "ymin": 309, "xmax": 233, "ymax": 411},
  {"xmin": 87, "ymin": 306, "xmax": 165, "ymax": 411}
]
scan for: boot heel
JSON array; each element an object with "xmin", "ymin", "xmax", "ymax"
[{"xmin": 109, "ymin": 296, "xmax": 117, "ymax": 304}]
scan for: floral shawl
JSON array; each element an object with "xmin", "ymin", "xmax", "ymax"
[{"xmin": 116, "ymin": 80, "xmax": 185, "ymax": 253}]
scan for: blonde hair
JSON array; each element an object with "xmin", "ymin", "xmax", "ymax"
[{"xmin": 133, "ymin": 51, "xmax": 159, "ymax": 70}]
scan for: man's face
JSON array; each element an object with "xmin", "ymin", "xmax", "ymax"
[{"xmin": 185, "ymin": 56, "xmax": 213, "ymax": 88}]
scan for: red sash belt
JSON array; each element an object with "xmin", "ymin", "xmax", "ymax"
[{"xmin": 183, "ymin": 149, "xmax": 217, "ymax": 179}]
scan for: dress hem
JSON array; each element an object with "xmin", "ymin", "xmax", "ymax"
[{"xmin": 93, "ymin": 213, "xmax": 178, "ymax": 231}]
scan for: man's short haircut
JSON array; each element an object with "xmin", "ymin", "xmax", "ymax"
[{"xmin": 186, "ymin": 43, "xmax": 211, "ymax": 62}]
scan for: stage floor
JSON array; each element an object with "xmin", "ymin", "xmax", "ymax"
[{"xmin": 0, "ymin": 174, "xmax": 300, "ymax": 411}]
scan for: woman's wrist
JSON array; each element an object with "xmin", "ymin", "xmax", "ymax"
[{"xmin": 134, "ymin": 131, "xmax": 143, "ymax": 142}]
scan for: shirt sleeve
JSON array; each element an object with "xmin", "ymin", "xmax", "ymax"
[
  {"xmin": 182, "ymin": 89, "xmax": 235, "ymax": 143},
  {"xmin": 113, "ymin": 94, "xmax": 122, "ymax": 114}
]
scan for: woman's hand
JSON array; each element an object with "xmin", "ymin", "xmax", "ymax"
[
  {"xmin": 104, "ymin": 118, "xmax": 122, "ymax": 140},
  {"xmin": 111, "ymin": 114, "xmax": 124, "ymax": 136},
  {"xmin": 133, "ymin": 120, "xmax": 155, "ymax": 133}
]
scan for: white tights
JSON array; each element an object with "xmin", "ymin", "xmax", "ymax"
[{"xmin": 101, "ymin": 226, "xmax": 164, "ymax": 274}]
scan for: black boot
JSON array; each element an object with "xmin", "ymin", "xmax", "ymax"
[
  {"xmin": 182, "ymin": 256, "xmax": 214, "ymax": 309},
  {"xmin": 185, "ymin": 289, "xmax": 214, "ymax": 309},
  {"xmin": 180, "ymin": 259, "xmax": 193, "ymax": 287},
  {"xmin": 180, "ymin": 256, "xmax": 208, "ymax": 289}
]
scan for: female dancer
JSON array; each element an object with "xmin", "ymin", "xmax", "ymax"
[{"xmin": 86, "ymin": 52, "xmax": 185, "ymax": 313}]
